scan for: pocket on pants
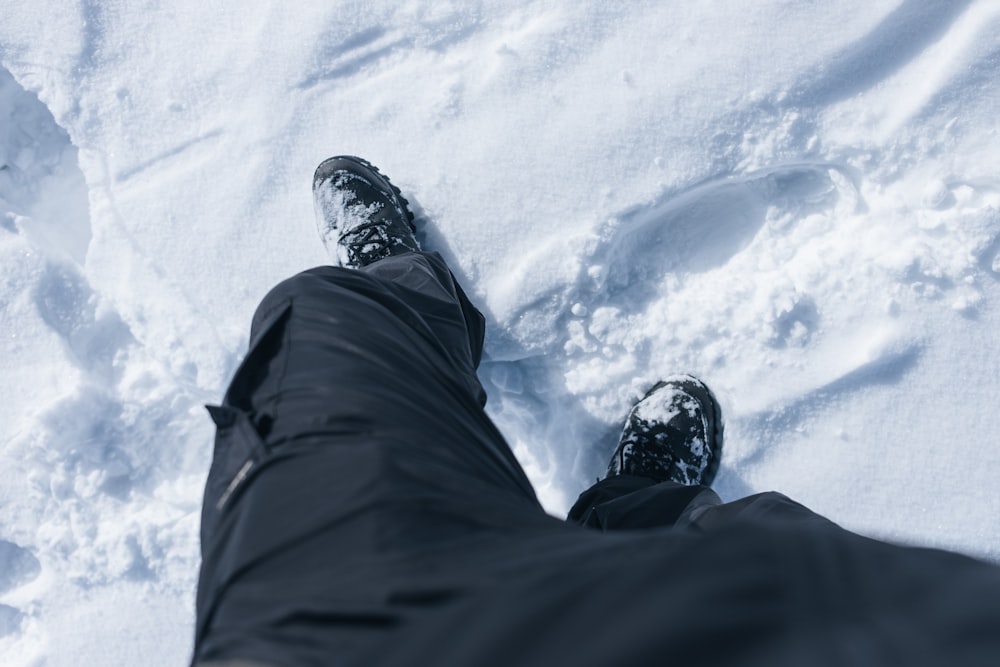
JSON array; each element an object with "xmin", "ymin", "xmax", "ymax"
[{"xmin": 203, "ymin": 405, "xmax": 270, "ymax": 514}]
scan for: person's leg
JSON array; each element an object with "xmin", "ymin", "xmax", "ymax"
[
  {"xmin": 567, "ymin": 375, "xmax": 726, "ymax": 530},
  {"xmin": 194, "ymin": 253, "xmax": 557, "ymax": 665},
  {"xmin": 193, "ymin": 158, "xmax": 555, "ymax": 665},
  {"xmin": 567, "ymin": 375, "xmax": 841, "ymax": 534}
]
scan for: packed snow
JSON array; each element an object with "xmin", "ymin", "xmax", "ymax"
[{"xmin": 2, "ymin": 1, "xmax": 999, "ymax": 664}]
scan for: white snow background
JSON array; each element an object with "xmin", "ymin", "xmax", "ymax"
[{"xmin": 2, "ymin": 1, "xmax": 999, "ymax": 664}]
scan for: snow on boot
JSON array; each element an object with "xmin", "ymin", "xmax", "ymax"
[
  {"xmin": 312, "ymin": 155, "xmax": 419, "ymax": 268},
  {"xmin": 606, "ymin": 375, "xmax": 724, "ymax": 486}
]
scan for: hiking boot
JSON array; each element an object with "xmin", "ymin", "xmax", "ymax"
[
  {"xmin": 606, "ymin": 375, "xmax": 723, "ymax": 486},
  {"xmin": 313, "ymin": 156, "xmax": 419, "ymax": 267}
]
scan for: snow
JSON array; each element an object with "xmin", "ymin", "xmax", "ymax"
[{"xmin": 2, "ymin": 1, "xmax": 1000, "ymax": 664}]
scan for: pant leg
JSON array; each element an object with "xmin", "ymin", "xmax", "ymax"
[
  {"xmin": 567, "ymin": 475, "xmax": 722, "ymax": 529},
  {"xmin": 567, "ymin": 474, "xmax": 832, "ymax": 533},
  {"xmin": 193, "ymin": 252, "xmax": 553, "ymax": 665}
]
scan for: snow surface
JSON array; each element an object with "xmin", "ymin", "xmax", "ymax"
[{"xmin": 2, "ymin": 1, "xmax": 999, "ymax": 664}]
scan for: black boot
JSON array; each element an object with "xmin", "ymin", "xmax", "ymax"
[
  {"xmin": 606, "ymin": 375, "xmax": 724, "ymax": 486},
  {"xmin": 313, "ymin": 156, "xmax": 420, "ymax": 268}
]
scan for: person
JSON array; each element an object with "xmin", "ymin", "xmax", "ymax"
[{"xmin": 191, "ymin": 157, "xmax": 1000, "ymax": 667}]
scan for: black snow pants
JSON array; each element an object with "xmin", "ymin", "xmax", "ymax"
[{"xmin": 193, "ymin": 251, "xmax": 1000, "ymax": 667}]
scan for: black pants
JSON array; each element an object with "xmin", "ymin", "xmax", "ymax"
[{"xmin": 194, "ymin": 252, "xmax": 1000, "ymax": 667}]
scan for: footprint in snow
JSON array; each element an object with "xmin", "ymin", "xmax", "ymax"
[{"xmin": 578, "ymin": 162, "xmax": 860, "ymax": 308}]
